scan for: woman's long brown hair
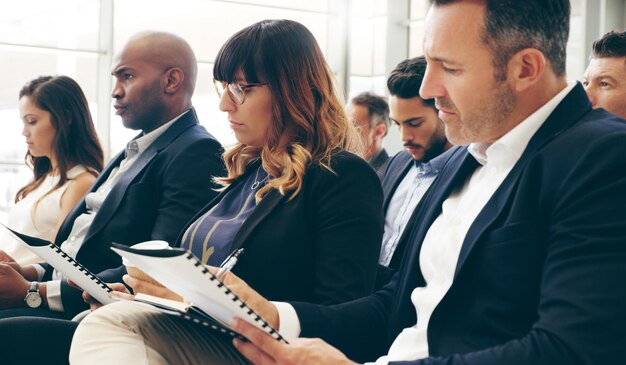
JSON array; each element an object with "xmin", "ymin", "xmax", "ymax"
[
  {"xmin": 16, "ymin": 75, "xmax": 104, "ymax": 204},
  {"xmin": 213, "ymin": 19, "xmax": 362, "ymax": 201}
]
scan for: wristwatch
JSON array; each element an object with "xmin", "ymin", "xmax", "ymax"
[{"xmin": 24, "ymin": 281, "xmax": 42, "ymax": 309}]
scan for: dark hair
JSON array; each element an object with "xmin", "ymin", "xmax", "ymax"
[
  {"xmin": 592, "ymin": 30, "xmax": 626, "ymax": 58},
  {"xmin": 16, "ymin": 75, "xmax": 104, "ymax": 203},
  {"xmin": 213, "ymin": 19, "xmax": 359, "ymax": 201},
  {"xmin": 431, "ymin": 0, "xmax": 570, "ymax": 79},
  {"xmin": 387, "ymin": 56, "xmax": 436, "ymax": 108},
  {"xmin": 350, "ymin": 92, "xmax": 390, "ymax": 129}
]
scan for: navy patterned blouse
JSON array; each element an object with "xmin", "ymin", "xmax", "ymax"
[{"xmin": 180, "ymin": 163, "xmax": 268, "ymax": 266}]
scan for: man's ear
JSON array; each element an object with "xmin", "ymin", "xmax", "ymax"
[
  {"xmin": 508, "ymin": 48, "xmax": 546, "ymax": 92},
  {"xmin": 163, "ymin": 67, "xmax": 185, "ymax": 94},
  {"xmin": 373, "ymin": 123, "xmax": 387, "ymax": 138}
]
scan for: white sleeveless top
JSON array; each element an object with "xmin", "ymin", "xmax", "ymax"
[{"xmin": 3, "ymin": 165, "xmax": 89, "ymax": 265}]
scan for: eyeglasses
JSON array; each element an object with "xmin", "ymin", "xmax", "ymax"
[{"xmin": 213, "ymin": 79, "xmax": 268, "ymax": 105}]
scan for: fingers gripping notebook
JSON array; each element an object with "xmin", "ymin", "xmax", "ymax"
[
  {"xmin": 0, "ymin": 224, "xmax": 114, "ymax": 305},
  {"xmin": 110, "ymin": 243, "xmax": 287, "ymax": 343}
]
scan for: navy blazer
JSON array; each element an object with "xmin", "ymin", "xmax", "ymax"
[
  {"xmin": 375, "ymin": 150, "xmax": 453, "ymax": 288},
  {"xmin": 292, "ymin": 84, "xmax": 626, "ymax": 364},
  {"xmin": 175, "ymin": 150, "xmax": 384, "ymax": 305},
  {"xmin": 381, "ymin": 150, "xmax": 413, "ymax": 213},
  {"xmin": 50, "ymin": 109, "xmax": 225, "ymax": 316}
]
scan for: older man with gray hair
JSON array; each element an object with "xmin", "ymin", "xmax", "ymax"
[{"xmin": 346, "ymin": 92, "xmax": 391, "ymax": 178}]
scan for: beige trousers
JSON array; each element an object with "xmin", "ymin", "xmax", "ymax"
[{"xmin": 69, "ymin": 301, "xmax": 250, "ymax": 365}]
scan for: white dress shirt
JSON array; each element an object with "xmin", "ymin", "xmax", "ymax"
[
  {"xmin": 276, "ymin": 82, "xmax": 576, "ymax": 364},
  {"xmin": 38, "ymin": 112, "xmax": 185, "ymax": 312}
]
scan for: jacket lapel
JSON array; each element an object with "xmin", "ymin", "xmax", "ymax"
[
  {"xmin": 382, "ymin": 151, "xmax": 413, "ymax": 211},
  {"xmin": 388, "ymin": 146, "xmax": 478, "ymax": 340},
  {"xmin": 82, "ymin": 109, "xmax": 199, "ymax": 245},
  {"xmin": 453, "ymin": 83, "xmax": 592, "ymax": 277},
  {"xmin": 229, "ymin": 189, "xmax": 284, "ymax": 252},
  {"xmin": 388, "ymin": 148, "xmax": 458, "ymax": 269},
  {"xmin": 54, "ymin": 151, "xmax": 125, "ymax": 245}
]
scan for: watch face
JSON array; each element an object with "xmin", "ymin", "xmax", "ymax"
[{"xmin": 25, "ymin": 292, "xmax": 42, "ymax": 308}]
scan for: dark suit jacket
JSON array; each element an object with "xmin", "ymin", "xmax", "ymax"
[
  {"xmin": 177, "ymin": 150, "xmax": 384, "ymax": 305},
  {"xmin": 375, "ymin": 151, "xmax": 452, "ymax": 289},
  {"xmin": 292, "ymin": 84, "xmax": 626, "ymax": 364},
  {"xmin": 49, "ymin": 109, "xmax": 225, "ymax": 316},
  {"xmin": 369, "ymin": 148, "xmax": 391, "ymax": 180}
]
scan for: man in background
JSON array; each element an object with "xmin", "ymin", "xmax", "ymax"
[
  {"xmin": 376, "ymin": 56, "xmax": 451, "ymax": 288},
  {"xmin": 583, "ymin": 30, "xmax": 626, "ymax": 119},
  {"xmin": 346, "ymin": 92, "xmax": 391, "ymax": 178}
]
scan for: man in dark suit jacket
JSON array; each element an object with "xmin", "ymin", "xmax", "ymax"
[
  {"xmin": 220, "ymin": 1, "xmax": 626, "ymax": 364},
  {"xmin": 376, "ymin": 56, "xmax": 451, "ymax": 288},
  {"xmin": 0, "ymin": 31, "xmax": 225, "ymax": 318}
]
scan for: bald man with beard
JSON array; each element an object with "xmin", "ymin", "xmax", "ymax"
[{"xmin": 0, "ymin": 31, "xmax": 225, "ymax": 324}]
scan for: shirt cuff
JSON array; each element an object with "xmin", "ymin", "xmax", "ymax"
[
  {"xmin": 45, "ymin": 280, "xmax": 65, "ymax": 312},
  {"xmin": 271, "ymin": 301, "xmax": 301, "ymax": 341},
  {"xmin": 365, "ymin": 355, "xmax": 390, "ymax": 365},
  {"xmin": 32, "ymin": 264, "xmax": 45, "ymax": 280}
]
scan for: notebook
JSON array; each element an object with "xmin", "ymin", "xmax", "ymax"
[
  {"xmin": 125, "ymin": 292, "xmax": 247, "ymax": 341},
  {"xmin": 111, "ymin": 243, "xmax": 287, "ymax": 343},
  {"xmin": 0, "ymin": 224, "xmax": 115, "ymax": 305}
]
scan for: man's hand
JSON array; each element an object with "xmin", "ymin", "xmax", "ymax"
[
  {"xmin": 232, "ymin": 318, "xmax": 357, "ymax": 365},
  {"xmin": 0, "ymin": 263, "xmax": 31, "ymax": 309},
  {"xmin": 0, "ymin": 250, "xmax": 39, "ymax": 280},
  {"xmin": 208, "ymin": 267, "xmax": 279, "ymax": 329},
  {"xmin": 0, "ymin": 250, "xmax": 24, "ymax": 276},
  {"xmin": 0, "ymin": 250, "xmax": 16, "ymax": 264}
]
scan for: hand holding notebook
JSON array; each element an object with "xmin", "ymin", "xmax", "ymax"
[
  {"xmin": 111, "ymin": 243, "xmax": 286, "ymax": 343},
  {"xmin": 0, "ymin": 224, "xmax": 115, "ymax": 305}
]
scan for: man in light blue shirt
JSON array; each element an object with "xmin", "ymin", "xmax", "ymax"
[{"xmin": 376, "ymin": 56, "xmax": 452, "ymax": 288}]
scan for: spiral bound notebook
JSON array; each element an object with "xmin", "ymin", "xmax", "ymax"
[
  {"xmin": 111, "ymin": 243, "xmax": 287, "ymax": 343},
  {"xmin": 127, "ymin": 292, "xmax": 247, "ymax": 341},
  {"xmin": 0, "ymin": 224, "xmax": 115, "ymax": 305}
]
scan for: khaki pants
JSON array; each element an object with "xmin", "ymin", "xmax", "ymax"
[{"xmin": 70, "ymin": 301, "xmax": 250, "ymax": 365}]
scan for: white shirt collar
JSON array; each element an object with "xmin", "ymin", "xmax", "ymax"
[
  {"xmin": 125, "ymin": 109, "xmax": 190, "ymax": 158},
  {"xmin": 469, "ymin": 81, "xmax": 576, "ymax": 166}
]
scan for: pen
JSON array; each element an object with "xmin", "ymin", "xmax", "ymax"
[{"xmin": 216, "ymin": 248, "xmax": 244, "ymax": 279}]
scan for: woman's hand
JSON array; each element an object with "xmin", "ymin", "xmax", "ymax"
[
  {"xmin": 68, "ymin": 280, "xmax": 130, "ymax": 311},
  {"xmin": 121, "ymin": 274, "xmax": 183, "ymax": 302}
]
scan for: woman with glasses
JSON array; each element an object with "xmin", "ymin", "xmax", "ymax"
[
  {"xmin": 60, "ymin": 19, "xmax": 384, "ymax": 364},
  {"xmin": 0, "ymin": 75, "xmax": 103, "ymax": 265}
]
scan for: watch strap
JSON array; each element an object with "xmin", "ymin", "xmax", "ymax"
[{"xmin": 29, "ymin": 281, "xmax": 39, "ymax": 293}]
